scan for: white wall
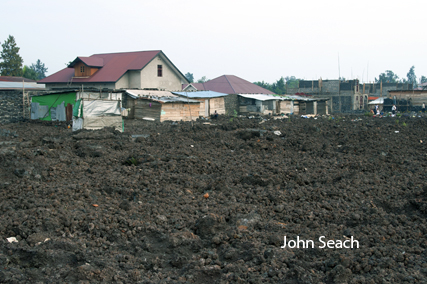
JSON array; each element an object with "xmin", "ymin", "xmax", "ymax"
[{"xmin": 140, "ymin": 55, "xmax": 185, "ymax": 91}]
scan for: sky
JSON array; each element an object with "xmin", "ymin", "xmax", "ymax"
[{"xmin": 1, "ymin": 0, "xmax": 426, "ymax": 84}]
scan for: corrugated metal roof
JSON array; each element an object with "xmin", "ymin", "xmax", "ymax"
[
  {"xmin": 183, "ymin": 75, "xmax": 274, "ymax": 95},
  {"xmin": 39, "ymin": 50, "xmax": 188, "ymax": 85},
  {"xmin": 125, "ymin": 90, "xmax": 199, "ymax": 104},
  {"xmin": 279, "ymin": 95, "xmax": 318, "ymax": 101},
  {"xmin": 172, "ymin": 91, "xmax": 228, "ymax": 98},
  {"xmin": 239, "ymin": 94, "xmax": 283, "ymax": 101},
  {"xmin": 239, "ymin": 93, "xmax": 326, "ymax": 102},
  {"xmin": 0, "ymin": 81, "xmax": 45, "ymax": 90},
  {"xmin": 0, "ymin": 76, "xmax": 37, "ymax": 82}
]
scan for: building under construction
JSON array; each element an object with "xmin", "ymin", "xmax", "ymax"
[{"xmin": 287, "ymin": 79, "xmax": 412, "ymax": 114}]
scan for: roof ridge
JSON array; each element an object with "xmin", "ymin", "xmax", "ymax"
[{"xmin": 224, "ymin": 75, "xmax": 237, "ymax": 94}]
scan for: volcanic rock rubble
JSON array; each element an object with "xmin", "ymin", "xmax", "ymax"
[{"xmin": 0, "ymin": 115, "xmax": 426, "ymax": 283}]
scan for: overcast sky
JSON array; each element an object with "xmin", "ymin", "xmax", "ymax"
[{"xmin": 1, "ymin": 0, "xmax": 426, "ymax": 84}]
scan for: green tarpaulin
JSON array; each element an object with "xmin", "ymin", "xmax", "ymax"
[{"xmin": 31, "ymin": 92, "xmax": 76, "ymax": 121}]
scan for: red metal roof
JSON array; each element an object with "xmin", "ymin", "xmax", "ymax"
[
  {"xmin": 39, "ymin": 50, "xmax": 162, "ymax": 84},
  {"xmin": 0, "ymin": 76, "xmax": 36, "ymax": 82},
  {"xmin": 69, "ymin": 57, "xmax": 104, "ymax": 68},
  {"xmin": 184, "ymin": 75, "xmax": 274, "ymax": 94}
]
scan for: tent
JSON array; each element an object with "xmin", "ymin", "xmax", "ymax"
[{"xmin": 73, "ymin": 99, "xmax": 123, "ymax": 132}]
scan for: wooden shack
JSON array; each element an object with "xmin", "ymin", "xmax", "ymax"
[
  {"xmin": 124, "ymin": 90, "xmax": 200, "ymax": 122},
  {"xmin": 172, "ymin": 91, "xmax": 227, "ymax": 117},
  {"xmin": 267, "ymin": 94, "xmax": 329, "ymax": 115}
]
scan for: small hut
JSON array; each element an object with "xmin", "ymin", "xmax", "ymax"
[
  {"xmin": 31, "ymin": 90, "xmax": 124, "ymax": 131},
  {"xmin": 172, "ymin": 91, "xmax": 228, "ymax": 117},
  {"xmin": 124, "ymin": 90, "xmax": 200, "ymax": 122}
]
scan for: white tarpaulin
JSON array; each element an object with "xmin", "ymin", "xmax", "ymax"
[
  {"xmin": 72, "ymin": 117, "xmax": 84, "ymax": 131},
  {"xmin": 83, "ymin": 100, "xmax": 121, "ymax": 117},
  {"xmin": 368, "ymin": 97, "xmax": 385, "ymax": 105},
  {"xmin": 83, "ymin": 116, "xmax": 122, "ymax": 132}
]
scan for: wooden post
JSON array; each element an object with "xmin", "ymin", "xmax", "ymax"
[{"xmin": 22, "ymin": 80, "xmax": 25, "ymax": 119}]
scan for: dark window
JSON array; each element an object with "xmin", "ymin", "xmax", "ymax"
[
  {"xmin": 157, "ymin": 65, "xmax": 162, "ymax": 77},
  {"xmin": 80, "ymin": 66, "xmax": 85, "ymax": 73}
]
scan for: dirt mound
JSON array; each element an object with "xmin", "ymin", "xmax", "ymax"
[{"xmin": 0, "ymin": 115, "xmax": 427, "ymax": 283}]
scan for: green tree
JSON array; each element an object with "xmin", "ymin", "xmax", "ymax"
[
  {"xmin": 254, "ymin": 80, "xmax": 272, "ymax": 90},
  {"xmin": 285, "ymin": 76, "xmax": 299, "ymax": 89},
  {"xmin": 22, "ymin": 65, "xmax": 39, "ymax": 80},
  {"xmin": 185, "ymin": 72, "xmax": 194, "ymax": 83},
  {"xmin": 0, "ymin": 35, "xmax": 23, "ymax": 76},
  {"xmin": 255, "ymin": 76, "xmax": 300, "ymax": 94},
  {"xmin": 375, "ymin": 70, "xmax": 399, "ymax": 83},
  {"xmin": 420, "ymin": 76, "xmax": 427, "ymax": 84},
  {"xmin": 272, "ymin": 77, "xmax": 286, "ymax": 94},
  {"xmin": 406, "ymin": 66, "xmax": 416, "ymax": 88},
  {"xmin": 30, "ymin": 59, "xmax": 48, "ymax": 80},
  {"xmin": 197, "ymin": 76, "xmax": 208, "ymax": 83}
]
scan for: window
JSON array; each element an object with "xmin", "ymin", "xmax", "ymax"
[
  {"xmin": 80, "ymin": 66, "xmax": 85, "ymax": 73},
  {"xmin": 157, "ymin": 65, "xmax": 162, "ymax": 77}
]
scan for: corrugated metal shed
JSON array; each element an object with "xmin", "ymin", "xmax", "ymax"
[{"xmin": 172, "ymin": 91, "xmax": 228, "ymax": 98}]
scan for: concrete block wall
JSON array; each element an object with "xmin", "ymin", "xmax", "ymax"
[
  {"xmin": 0, "ymin": 90, "xmax": 24, "ymax": 125},
  {"xmin": 224, "ymin": 94, "xmax": 239, "ymax": 115},
  {"xmin": 321, "ymin": 81, "xmax": 340, "ymax": 93}
]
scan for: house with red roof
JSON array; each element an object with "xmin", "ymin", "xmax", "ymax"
[
  {"xmin": 39, "ymin": 50, "xmax": 189, "ymax": 91},
  {"xmin": 183, "ymin": 75, "xmax": 274, "ymax": 95}
]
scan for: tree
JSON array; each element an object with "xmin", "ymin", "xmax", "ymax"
[
  {"xmin": 375, "ymin": 70, "xmax": 399, "ymax": 83},
  {"xmin": 255, "ymin": 76, "xmax": 299, "ymax": 94},
  {"xmin": 197, "ymin": 76, "xmax": 208, "ymax": 83},
  {"xmin": 406, "ymin": 66, "xmax": 417, "ymax": 88},
  {"xmin": 272, "ymin": 77, "xmax": 286, "ymax": 94},
  {"xmin": 30, "ymin": 59, "xmax": 48, "ymax": 80},
  {"xmin": 22, "ymin": 65, "xmax": 39, "ymax": 80},
  {"xmin": 254, "ymin": 80, "xmax": 272, "ymax": 90},
  {"xmin": 184, "ymin": 72, "xmax": 194, "ymax": 83},
  {"xmin": 0, "ymin": 35, "xmax": 23, "ymax": 76},
  {"xmin": 420, "ymin": 76, "xmax": 427, "ymax": 84},
  {"xmin": 284, "ymin": 76, "xmax": 299, "ymax": 89},
  {"xmin": 22, "ymin": 59, "xmax": 48, "ymax": 81}
]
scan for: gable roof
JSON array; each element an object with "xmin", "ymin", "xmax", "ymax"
[
  {"xmin": 69, "ymin": 57, "xmax": 104, "ymax": 68},
  {"xmin": 39, "ymin": 50, "xmax": 187, "ymax": 84},
  {"xmin": 183, "ymin": 75, "xmax": 274, "ymax": 95}
]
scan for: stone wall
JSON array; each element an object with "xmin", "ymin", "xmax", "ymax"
[
  {"xmin": 0, "ymin": 90, "xmax": 25, "ymax": 125},
  {"xmin": 224, "ymin": 94, "xmax": 239, "ymax": 115}
]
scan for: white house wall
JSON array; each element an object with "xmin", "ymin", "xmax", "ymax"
[
  {"xmin": 140, "ymin": 55, "xmax": 184, "ymax": 91},
  {"xmin": 115, "ymin": 73, "xmax": 129, "ymax": 89},
  {"xmin": 128, "ymin": 70, "xmax": 141, "ymax": 89}
]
